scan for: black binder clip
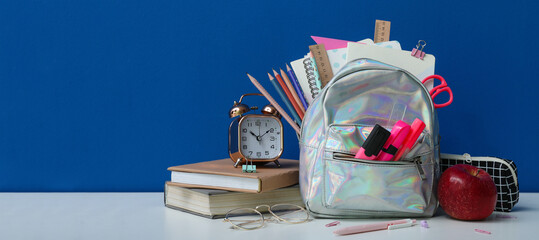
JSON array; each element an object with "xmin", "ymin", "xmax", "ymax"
[{"xmin": 411, "ymin": 40, "xmax": 427, "ymax": 60}]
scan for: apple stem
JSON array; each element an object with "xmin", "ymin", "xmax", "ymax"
[{"xmin": 473, "ymin": 169, "xmax": 480, "ymax": 176}]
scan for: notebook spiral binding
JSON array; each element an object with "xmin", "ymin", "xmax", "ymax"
[{"xmin": 303, "ymin": 58, "xmax": 320, "ymax": 99}]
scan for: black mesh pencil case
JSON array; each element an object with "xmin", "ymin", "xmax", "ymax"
[{"xmin": 440, "ymin": 153, "xmax": 519, "ymax": 212}]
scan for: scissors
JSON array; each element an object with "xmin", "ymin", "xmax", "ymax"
[{"xmin": 422, "ymin": 75, "xmax": 453, "ymax": 108}]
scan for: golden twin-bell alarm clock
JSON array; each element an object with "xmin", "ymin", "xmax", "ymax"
[{"xmin": 228, "ymin": 93, "xmax": 283, "ymax": 168}]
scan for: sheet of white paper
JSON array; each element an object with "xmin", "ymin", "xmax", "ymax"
[
  {"xmin": 327, "ymin": 39, "xmax": 402, "ymax": 74},
  {"xmin": 346, "ymin": 42, "xmax": 435, "ymax": 83}
]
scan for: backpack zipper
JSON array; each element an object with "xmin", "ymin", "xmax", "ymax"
[{"xmin": 332, "ymin": 152, "xmax": 426, "ymax": 180}]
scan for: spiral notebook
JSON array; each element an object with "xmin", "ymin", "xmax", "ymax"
[{"xmin": 290, "ymin": 57, "xmax": 319, "ymax": 104}]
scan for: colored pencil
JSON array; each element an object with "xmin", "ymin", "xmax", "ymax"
[
  {"xmin": 280, "ymin": 68, "xmax": 305, "ymax": 114},
  {"xmin": 268, "ymin": 72, "xmax": 302, "ymax": 124},
  {"xmin": 272, "ymin": 69, "xmax": 304, "ymax": 120},
  {"xmin": 286, "ymin": 63, "xmax": 309, "ymax": 109},
  {"xmin": 246, "ymin": 73, "xmax": 300, "ymax": 134}
]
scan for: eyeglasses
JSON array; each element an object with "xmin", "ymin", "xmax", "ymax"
[{"xmin": 223, "ymin": 204, "xmax": 310, "ymax": 230}]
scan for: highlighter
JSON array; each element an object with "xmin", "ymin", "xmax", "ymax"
[
  {"xmin": 393, "ymin": 119, "xmax": 426, "ymax": 161},
  {"xmin": 354, "ymin": 124, "xmax": 391, "ymax": 160},
  {"xmin": 378, "ymin": 120, "xmax": 411, "ymax": 161}
]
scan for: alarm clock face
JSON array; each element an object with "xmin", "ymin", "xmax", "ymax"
[{"xmin": 238, "ymin": 115, "xmax": 283, "ymax": 160}]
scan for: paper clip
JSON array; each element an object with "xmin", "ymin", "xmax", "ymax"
[
  {"xmin": 474, "ymin": 228, "xmax": 492, "ymax": 235},
  {"xmin": 411, "ymin": 40, "xmax": 427, "ymax": 60},
  {"xmin": 325, "ymin": 221, "xmax": 340, "ymax": 227}
]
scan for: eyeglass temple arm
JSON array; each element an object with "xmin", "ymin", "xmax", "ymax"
[{"xmin": 224, "ymin": 218, "xmax": 264, "ymax": 228}]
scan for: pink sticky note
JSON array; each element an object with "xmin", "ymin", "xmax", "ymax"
[{"xmin": 311, "ymin": 36, "xmax": 355, "ymax": 50}]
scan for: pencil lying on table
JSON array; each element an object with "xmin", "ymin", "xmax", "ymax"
[{"xmin": 246, "ymin": 73, "xmax": 301, "ymax": 134}]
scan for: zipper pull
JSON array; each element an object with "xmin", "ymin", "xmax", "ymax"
[{"xmin": 414, "ymin": 157, "xmax": 426, "ymax": 180}]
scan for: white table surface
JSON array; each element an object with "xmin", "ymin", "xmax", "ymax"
[{"xmin": 0, "ymin": 192, "xmax": 536, "ymax": 240}]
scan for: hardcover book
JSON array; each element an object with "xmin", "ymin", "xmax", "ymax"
[
  {"xmin": 164, "ymin": 182, "xmax": 304, "ymax": 219},
  {"xmin": 167, "ymin": 158, "xmax": 299, "ymax": 193}
]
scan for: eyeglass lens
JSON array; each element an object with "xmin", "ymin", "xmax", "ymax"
[
  {"xmin": 270, "ymin": 204, "xmax": 309, "ymax": 224},
  {"xmin": 226, "ymin": 208, "xmax": 264, "ymax": 230}
]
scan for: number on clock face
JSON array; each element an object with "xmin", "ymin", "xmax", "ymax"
[{"xmin": 239, "ymin": 116, "xmax": 282, "ymax": 159}]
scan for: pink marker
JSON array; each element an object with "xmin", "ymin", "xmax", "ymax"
[
  {"xmin": 354, "ymin": 124, "xmax": 390, "ymax": 160},
  {"xmin": 393, "ymin": 119, "xmax": 426, "ymax": 161},
  {"xmin": 378, "ymin": 121, "xmax": 410, "ymax": 161}
]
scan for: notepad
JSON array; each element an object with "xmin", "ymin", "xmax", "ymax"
[
  {"xmin": 290, "ymin": 57, "xmax": 317, "ymax": 104},
  {"xmin": 322, "ymin": 39, "xmax": 402, "ymax": 74},
  {"xmin": 311, "ymin": 36, "xmax": 403, "ymax": 51},
  {"xmin": 346, "ymin": 42, "xmax": 435, "ymax": 83}
]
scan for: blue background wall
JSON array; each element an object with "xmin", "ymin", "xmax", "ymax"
[{"xmin": 1, "ymin": 0, "xmax": 538, "ymax": 192}]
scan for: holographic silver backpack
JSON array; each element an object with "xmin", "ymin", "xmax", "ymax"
[{"xmin": 299, "ymin": 58, "xmax": 440, "ymax": 218}]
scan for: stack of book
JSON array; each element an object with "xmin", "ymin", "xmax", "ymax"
[{"xmin": 164, "ymin": 158, "xmax": 302, "ymax": 219}]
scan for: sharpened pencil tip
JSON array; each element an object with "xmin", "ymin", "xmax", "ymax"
[
  {"xmin": 267, "ymin": 72, "xmax": 274, "ymax": 79},
  {"xmin": 272, "ymin": 69, "xmax": 278, "ymax": 75},
  {"xmin": 286, "ymin": 64, "xmax": 291, "ymax": 71}
]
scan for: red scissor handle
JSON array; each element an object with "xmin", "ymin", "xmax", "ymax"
[{"xmin": 422, "ymin": 75, "xmax": 453, "ymax": 108}]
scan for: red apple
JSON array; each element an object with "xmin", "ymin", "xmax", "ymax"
[{"xmin": 438, "ymin": 164, "xmax": 497, "ymax": 220}]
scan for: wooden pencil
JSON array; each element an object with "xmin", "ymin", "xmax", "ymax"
[
  {"xmin": 246, "ymin": 73, "xmax": 300, "ymax": 134},
  {"xmin": 286, "ymin": 63, "xmax": 309, "ymax": 109},
  {"xmin": 267, "ymin": 72, "xmax": 302, "ymax": 124},
  {"xmin": 272, "ymin": 69, "xmax": 304, "ymax": 120},
  {"xmin": 280, "ymin": 68, "xmax": 306, "ymax": 114}
]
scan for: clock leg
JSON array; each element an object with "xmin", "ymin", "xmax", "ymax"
[
  {"xmin": 233, "ymin": 158, "xmax": 242, "ymax": 168},
  {"xmin": 273, "ymin": 160, "xmax": 281, "ymax": 168}
]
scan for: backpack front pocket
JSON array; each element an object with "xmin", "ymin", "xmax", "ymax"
[
  {"xmin": 323, "ymin": 153, "xmax": 433, "ymax": 213},
  {"xmin": 322, "ymin": 124, "xmax": 435, "ymax": 214}
]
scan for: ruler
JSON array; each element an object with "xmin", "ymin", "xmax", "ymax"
[
  {"xmin": 374, "ymin": 20, "xmax": 391, "ymax": 43},
  {"xmin": 309, "ymin": 44, "xmax": 333, "ymax": 88}
]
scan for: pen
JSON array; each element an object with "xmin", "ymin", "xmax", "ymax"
[
  {"xmin": 333, "ymin": 219, "xmax": 416, "ymax": 235},
  {"xmin": 286, "ymin": 63, "xmax": 309, "ymax": 109}
]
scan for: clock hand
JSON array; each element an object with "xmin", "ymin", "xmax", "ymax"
[
  {"xmin": 250, "ymin": 131, "xmax": 262, "ymax": 142},
  {"xmin": 259, "ymin": 129, "xmax": 271, "ymax": 138}
]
